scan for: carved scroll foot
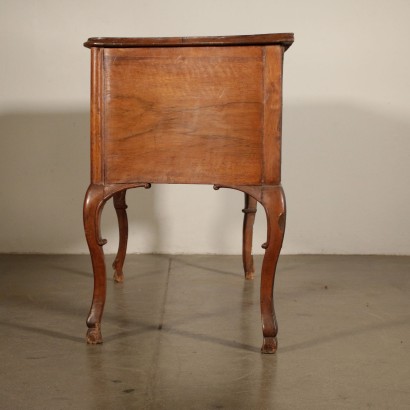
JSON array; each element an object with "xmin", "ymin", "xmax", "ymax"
[
  {"xmin": 261, "ymin": 336, "xmax": 278, "ymax": 354},
  {"xmin": 242, "ymin": 193, "xmax": 257, "ymax": 280},
  {"xmin": 113, "ymin": 270, "xmax": 123, "ymax": 283},
  {"xmin": 112, "ymin": 190, "xmax": 128, "ymax": 283},
  {"xmin": 86, "ymin": 323, "xmax": 103, "ymax": 344}
]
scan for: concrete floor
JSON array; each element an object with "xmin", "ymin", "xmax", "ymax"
[{"xmin": 0, "ymin": 254, "xmax": 409, "ymax": 409}]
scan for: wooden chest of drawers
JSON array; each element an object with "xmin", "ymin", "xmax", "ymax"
[{"xmin": 83, "ymin": 33, "xmax": 293, "ymax": 353}]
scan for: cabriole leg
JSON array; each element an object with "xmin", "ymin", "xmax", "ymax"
[
  {"xmin": 259, "ymin": 186, "xmax": 286, "ymax": 354},
  {"xmin": 242, "ymin": 193, "xmax": 257, "ymax": 280},
  {"xmin": 83, "ymin": 184, "xmax": 109, "ymax": 344},
  {"xmin": 112, "ymin": 190, "xmax": 128, "ymax": 283},
  {"xmin": 214, "ymin": 184, "xmax": 286, "ymax": 354},
  {"xmin": 83, "ymin": 182, "xmax": 150, "ymax": 344}
]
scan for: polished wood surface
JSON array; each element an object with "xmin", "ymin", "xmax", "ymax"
[
  {"xmin": 83, "ymin": 33, "xmax": 293, "ymax": 353},
  {"xmin": 84, "ymin": 33, "xmax": 294, "ymax": 49},
  {"xmin": 103, "ymin": 46, "xmax": 264, "ymax": 185}
]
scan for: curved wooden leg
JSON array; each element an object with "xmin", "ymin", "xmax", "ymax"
[
  {"xmin": 112, "ymin": 190, "xmax": 128, "ymax": 283},
  {"xmin": 259, "ymin": 186, "xmax": 286, "ymax": 354},
  {"xmin": 214, "ymin": 184, "xmax": 286, "ymax": 354},
  {"xmin": 83, "ymin": 182, "xmax": 150, "ymax": 344},
  {"xmin": 83, "ymin": 184, "xmax": 109, "ymax": 344},
  {"xmin": 242, "ymin": 193, "xmax": 257, "ymax": 280}
]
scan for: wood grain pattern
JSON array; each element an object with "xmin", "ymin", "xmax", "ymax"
[{"xmin": 103, "ymin": 46, "xmax": 264, "ymax": 185}]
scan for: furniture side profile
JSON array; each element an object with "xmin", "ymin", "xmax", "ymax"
[{"xmin": 83, "ymin": 33, "xmax": 293, "ymax": 353}]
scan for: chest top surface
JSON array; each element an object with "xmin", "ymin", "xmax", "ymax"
[{"xmin": 84, "ymin": 33, "xmax": 294, "ymax": 49}]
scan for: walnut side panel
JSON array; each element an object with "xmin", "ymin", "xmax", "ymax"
[
  {"xmin": 103, "ymin": 47, "xmax": 264, "ymax": 185},
  {"xmin": 262, "ymin": 46, "xmax": 284, "ymax": 185}
]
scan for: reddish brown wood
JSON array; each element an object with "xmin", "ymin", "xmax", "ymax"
[
  {"xmin": 83, "ymin": 33, "xmax": 293, "ymax": 352},
  {"xmin": 103, "ymin": 46, "xmax": 263, "ymax": 185},
  {"xmin": 83, "ymin": 183, "xmax": 150, "ymax": 344},
  {"xmin": 83, "ymin": 184, "xmax": 106, "ymax": 344},
  {"xmin": 242, "ymin": 193, "xmax": 257, "ymax": 280},
  {"xmin": 262, "ymin": 46, "xmax": 284, "ymax": 184},
  {"xmin": 90, "ymin": 48, "xmax": 104, "ymax": 184},
  {"xmin": 215, "ymin": 184, "xmax": 286, "ymax": 353},
  {"xmin": 258, "ymin": 186, "xmax": 286, "ymax": 354},
  {"xmin": 84, "ymin": 33, "xmax": 294, "ymax": 49},
  {"xmin": 112, "ymin": 190, "xmax": 128, "ymax": 283}
]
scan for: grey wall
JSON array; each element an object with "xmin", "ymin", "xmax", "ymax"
[{"xmin": 1, "ymin": 0, "xmax": 410, "ymax": 254}]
